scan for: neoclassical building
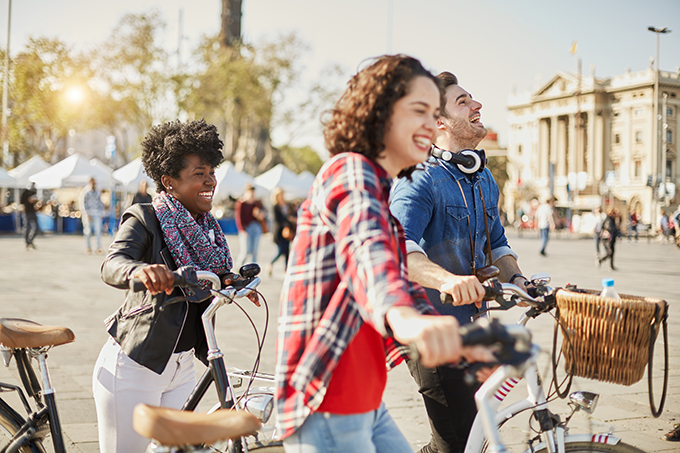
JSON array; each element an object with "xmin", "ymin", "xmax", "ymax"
[{"xmin": 505, "ymin": 65, "xmax": 679, "ymax": 228}]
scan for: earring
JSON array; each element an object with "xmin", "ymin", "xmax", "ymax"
[{"xmin": 168, "ymin": 186, "xmax": 172, "ymax": 190}]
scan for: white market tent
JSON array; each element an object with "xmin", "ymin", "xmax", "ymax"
[
  {"xmin": 254, "ymin": 164, "xmax": 310, "ymax": 200},
  {"xmin": 297, "ymin": 171, "xmax": 316, "ymax": 190},
  {"xmin": 112, "ymin": 157, "xmax": 155, "ymax": 192},
  {"xmin": 8, "ymin": 156, "xmax": 50, "ymax": 189},
  {"xmin": 214, "ymin": 162, "xmax": 257, "ymax": 200},
  {"xmin": 29, "ymin": 154, "xmax": 117, "ymax": 189},
  {"xmin": 0, "ymin": 167, "xmax": 16, "ymax": 186}
]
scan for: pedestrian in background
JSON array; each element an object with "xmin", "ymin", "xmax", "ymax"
[
  {"xmin": 627, "ymin": 208, "xmax": 638, "ymax": 242},
  {"xmin": 593, "ymin": 206, "xmax": 605, "ymax": 259},
  {"xmin": 131, "ymin": 179, "xmax": 153, "ymax": 205},
  {"xmin": 536, "ymin": 196, "xmax": 555, "ymax": 257},
  {"xmin": 235, "ymin": 182, "xmax": 266, "ymax": 267},
  {"xmin": 598, "ymin": 207, "xmax": 620, "ymax": 270},
  {"xmin": 658, "ymin": 210, "xmax": 670, "ymax": 243},
  {"xmin": 79, "ymin": 177, "xmax": 105, "ymax": 254},
  {"xmin": 20, "ymin": 182, "xmax": 39, "ymax": 250},
  {"xmin": 267, "ymin": 187, "xmax": 295, "ymax": 277}
]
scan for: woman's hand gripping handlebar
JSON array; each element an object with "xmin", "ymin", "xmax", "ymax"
[{"xmin": 130, "ymin": 264, "xmax": 262, "ymax": 308}]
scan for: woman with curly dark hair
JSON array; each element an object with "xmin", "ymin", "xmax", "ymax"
[
  {"xmin": 92, "ymin": 119, "xmax": 259, "ymax": 452},
  {"xmin": 275, "ymin": 55, "xmax": 493, "ymax": 452}
]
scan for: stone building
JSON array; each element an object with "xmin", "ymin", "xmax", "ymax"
[{"xmin": 505, "ymin": 65, "xmax": 680, "ymax": 230}]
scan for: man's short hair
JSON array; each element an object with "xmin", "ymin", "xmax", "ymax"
[{"xmin": 436, "ymin": 71, "xmax": 458, "ymax": 89}]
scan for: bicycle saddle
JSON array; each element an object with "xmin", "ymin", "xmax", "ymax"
[
  {"xmin": 133, "ymin": 404, "xmax": 261, "ymax": 447},
  {"xmin": 0, "ymin": 318, "xmax": 75, "ymax": 349}
]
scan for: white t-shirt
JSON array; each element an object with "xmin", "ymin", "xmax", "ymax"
[{"xmin": 536, "ymin": 204, "xmax": 553, "ymax": 229}]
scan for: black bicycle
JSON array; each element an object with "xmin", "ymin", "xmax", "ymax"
[
  {"xmin": 130, "ymin": 264, "xmax": 283, "ymax": 453},
  {"xmin": 0, "ymin": 318, "xmax": 75, "ymax": 452}
]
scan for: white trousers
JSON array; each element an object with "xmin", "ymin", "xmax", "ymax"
[{"xmin": 92, "ymin": 337, "xmax": 197, "ymax": 453}]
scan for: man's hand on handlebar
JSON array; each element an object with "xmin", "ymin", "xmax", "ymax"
[
  {"xmin": 133, "ymin": 264, "xmax": 175, "ymax": 295},
  {"xmin": 222, "ymin": 273, "xmax": 261, "ymax": 307},
  {"xmin": 439, "ymin": 275, "xmax": 485, "ymax": 308}
]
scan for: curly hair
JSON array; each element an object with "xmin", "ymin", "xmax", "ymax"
[
  {"xmin": 323, "ymin": 55, "xmax": 443, "ymax": 174},
  {"xmin": 141, "ymin": 119, "xmax": 224, "ymax": 192}
]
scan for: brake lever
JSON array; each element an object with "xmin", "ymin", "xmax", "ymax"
[{"xmin": 159, "ymin": 295, "xmax": 189, "ymax": 311}]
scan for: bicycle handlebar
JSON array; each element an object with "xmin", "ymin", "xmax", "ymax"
[
  {"xmin": 130, "ymin": 266, "xmax": 200, "ymax": 293},
  {"xmin": 439, "ymin": 279, "xmax": 503, "ymax": 304},
  {"xmin": 130, "ymin": 265, "xmax": 261, "ymax": 294}
]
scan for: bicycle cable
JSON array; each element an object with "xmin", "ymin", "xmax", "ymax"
[{"xmin": 229, "ymin": 288, "xmax": 270, "ymax": 408}]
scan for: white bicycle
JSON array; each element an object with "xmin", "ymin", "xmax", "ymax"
[{"xmin": 458, "ymin": 275, "xmax": 646, "ymax": 453}]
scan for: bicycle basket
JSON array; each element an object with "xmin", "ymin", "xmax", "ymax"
[{"xmin": 554, "ymin": 288, "xmax": 667, "ymax": 386}]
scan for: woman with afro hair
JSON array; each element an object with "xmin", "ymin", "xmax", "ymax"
[{"xmin": 93, "ymin": 119, "xmax": 259, "ymax": 452}]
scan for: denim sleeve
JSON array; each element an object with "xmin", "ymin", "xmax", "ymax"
[{"xmin": 390, "ymin": 171, "xmax": 435, "ymax": 246}]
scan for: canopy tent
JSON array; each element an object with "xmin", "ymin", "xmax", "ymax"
[
  {"xmin": 29, "ymin": 154, "xmax": 117, "ymax": 189},
  {"xmin": 254, "ymin": 164, "xmax": 310, "ymax": 200},
  {"xmin": 297, "ymin": 171, "xmax": 316, "ymax": 191},
  {"xmin": 214, "ymin": 162, "xmax": 260, "ymax": 200},
  {"xmin": 112, "ymin": 157, "xmax": 155, "ymax": 192},
  {"xmin": 0, "ymin": 167, "xmax": 16, "ymax": 186},
  {"xmin": 8, "ymin": 156, "xmax": 50, "ymax": 189}
]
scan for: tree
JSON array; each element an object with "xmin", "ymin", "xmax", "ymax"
[
  {"xmin": 88, "ymin": 9, "xmax": 174, "ymax": 163},
  {"xmin": 4, "ymin": 37, "xmax": 92, "ymax": 163},
  {"xmin": 279, "ymin": 145, "xmax": 323, "ymax": 174}
]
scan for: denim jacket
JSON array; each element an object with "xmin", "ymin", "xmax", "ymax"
[{"xmin": 390, "ymin": 157, "xmax": 516, "ymax": 326}]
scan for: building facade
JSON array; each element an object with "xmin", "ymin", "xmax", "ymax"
[{"xmin": 505, "ymin": 65, "xmax": 680, "ymax": 230}]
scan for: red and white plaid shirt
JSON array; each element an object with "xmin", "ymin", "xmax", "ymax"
[{"xmin": 274, "ymin": 152, "xmax": 435, "ymax": 438}]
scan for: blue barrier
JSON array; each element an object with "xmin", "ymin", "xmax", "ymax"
[
  {"xmin": 217, "ymin": 218, "xmax": 238, "ymax": 235},
  {"xmin": 37, "ymin": 214, "xmax": 55, "ymax": 232},
  {"xmin": 0, "ymin": 213, "xmax": 14, "ymax": 232}
]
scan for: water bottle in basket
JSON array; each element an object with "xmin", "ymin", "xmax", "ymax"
[{"xmin": 600, "ymin": 278, "xmax": 620, "ymax": 299}]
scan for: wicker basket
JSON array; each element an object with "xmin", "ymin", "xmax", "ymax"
[{"xmin": 555, "ymin": 288, "xmax": 667, "ymax": 386}]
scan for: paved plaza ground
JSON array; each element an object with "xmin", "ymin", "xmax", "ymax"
[{"xmin": 0, "ymin": 228, "xmax": 678, "ymax": 452}]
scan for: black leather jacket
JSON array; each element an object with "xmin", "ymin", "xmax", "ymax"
[{"xmin": 101, "ymin": 204, "xmax": 215, "ymax": 374}]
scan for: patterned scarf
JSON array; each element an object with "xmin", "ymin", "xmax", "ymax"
[{"xmin": 153, "ymin": 191, "xmax": 232, "ymax": 288}]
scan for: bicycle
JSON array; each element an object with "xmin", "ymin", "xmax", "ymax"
[
  {"xmin": 0, "ymin": 317, "xmax": 75, "ymax": 453},
  {"xmin": 455, "ymin": 275, "xmax": 647, "ymax": 453},
  {"xmin": 130, "ymin": 265, "xmax": 283, "ymax": 453}
]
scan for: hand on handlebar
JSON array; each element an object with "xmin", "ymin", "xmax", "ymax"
[
  {"xmin": 133, "ymin": 264, "xmax": 175, "ymax": 295},
  {"xmin": 222, "ymin": 273, "xmax": 261, "ymax": 307},
  {"xmin": 439, "ymin": 275, "xmax": 485, "ymax": 308},
  {"xmin": 386, "ymin": 307, "xmax": 496, "ymax": 369}
]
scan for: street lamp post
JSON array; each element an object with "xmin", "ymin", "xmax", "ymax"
[{"xmin": 648, "ymin": 26, "xmax": 671, "ymax": 227}]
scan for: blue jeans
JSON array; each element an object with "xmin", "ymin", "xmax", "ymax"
[
  {"xmin": 237, "ymin": 221, "xmax": 263, "ymax": 267},
  {"xmin": 84, "ymin": 214, "xmax": 103, "ymax": 251},
  {"xmin": 283, "ymin": 403, "xmax": 412, "ymax": 453},
  {"xmin": 540, "ymin": 227, "xmax": 549, "ymax": 254}
]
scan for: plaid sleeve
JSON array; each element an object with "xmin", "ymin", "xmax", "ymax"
[{"xmin": 325, "ymin": 155, "xmax": 417, "ymax": 336}]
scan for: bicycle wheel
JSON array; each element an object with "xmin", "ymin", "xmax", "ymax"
[
  {"xmin": 0, "ymin": 409, "xmax": 46, "ymax": 453},
  {"xmin": 534, "ymin": 440, "xmax": 646, "ymax": 453}
]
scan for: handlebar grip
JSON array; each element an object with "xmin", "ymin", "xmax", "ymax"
[
  {"xmin": 459, "ymin": 318, "xmax": 505, "ymax": 347},
  {"xmin": 440, "ymin": 281, "xmax": 499, "ymax": 304},
  {"xmin": 129, "ymin": 266, "xmax": 198, "ymax": 292}
]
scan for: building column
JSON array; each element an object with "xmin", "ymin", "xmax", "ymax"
[{"xmin": 539, "ymin": 118, "xmax": 550, "ymax": 178}]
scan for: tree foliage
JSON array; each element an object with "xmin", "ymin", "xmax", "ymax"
[{"xmin": 2, "ymin": 9, "xmax": 333, "ymax": 176}]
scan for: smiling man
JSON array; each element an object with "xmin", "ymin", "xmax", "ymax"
[{"xmin": 390, "ymin": 72, "xmax": 529, "ymax": 453}]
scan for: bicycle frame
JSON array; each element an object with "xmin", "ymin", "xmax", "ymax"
[
  {"xmin": 0, "ymin": 346, "xmax": 67, "ymax": 453},
  {"xmin": 172, "ymin": 272, "xmax": 276, "ymax": 451}
]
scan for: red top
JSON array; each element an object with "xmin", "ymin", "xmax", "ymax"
[{"xmin": 316, "ymin": 322, "xmax": 387, "ymax": 414}]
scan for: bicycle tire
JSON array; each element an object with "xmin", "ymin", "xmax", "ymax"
[
  {"xmin": 533, "ymin": 440, "xmax": 646, "ymax": 453},
  {"xmin": 0, "ymin": 407, "xmax": 46, "ymax": 453}
]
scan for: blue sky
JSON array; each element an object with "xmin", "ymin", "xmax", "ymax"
[{"xmin": 2, "ymin": 0, "xmax": 679, "ymax": 152}]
